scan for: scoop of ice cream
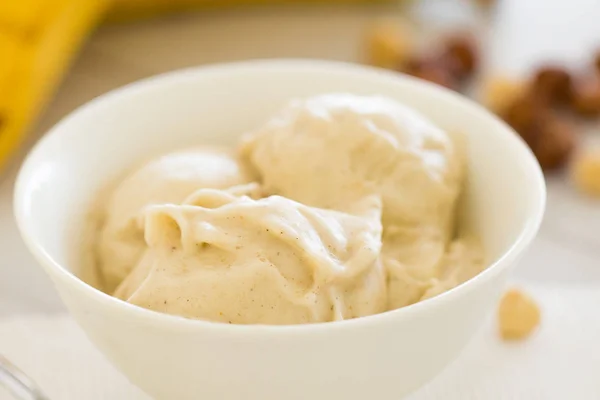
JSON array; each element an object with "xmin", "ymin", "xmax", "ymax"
[
  {"xmin": 114, "ymin": 189, "xmax": 386, "ymax": 325},
  {"xmin": 240, "ymin": 93, "xmax": 481, "ymax": 310},
  {"xmin": 97, "ymin": 147, "xmax": 254, "ymax": 292},
  {"xmin": 239, "ymin": 93, "xmax": 463, "ymax": 231}
]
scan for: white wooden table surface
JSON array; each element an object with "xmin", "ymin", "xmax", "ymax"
[{"xmin": 0, "ymin": 0, "xmax": 599, "ymax": 317}]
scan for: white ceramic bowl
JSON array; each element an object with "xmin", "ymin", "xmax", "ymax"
[{"xmin": 14, "ymin": 60, "xmax": 545, "ymax": 400}]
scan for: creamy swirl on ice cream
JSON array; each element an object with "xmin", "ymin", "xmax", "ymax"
[
  {"xmin": 114, "ymin": 189, "xmax": 386, "ymax": 324},
  {"xmin": 97, "ymin": 147, "xmax": 255, "ymax": 292},
  {"xmin": 92, "ymin": 93, "xmax": 484, "ymax": 324}
]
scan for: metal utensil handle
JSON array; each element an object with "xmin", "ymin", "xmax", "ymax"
[{"xmin": 0, "ymin": 355, "xmax": 50, "ymax": 400}]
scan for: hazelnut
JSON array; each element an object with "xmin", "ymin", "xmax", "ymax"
[
  {"xmin": 442, "ymin": 34, "xmax": 478, "ymax": 80},
  {"xmin": 571, "ymin": 74, "xmax": 600, "ymax": 117},
  {"xmin": 481, "ymin": 76, "xmax": 528, "ymax": 115},
  {"xmin": 498, "ymin": 288, "xmax": 541, "ymax": 341},
  {"xmin": 501, "ymin": 94, "xmax": 548, "ymax": 145},
  {"xmin": 530, "ymin": 115, "xmax": 576, "ymax": 171},
  {"xmin": 531, "ymin": 66, "xmax": 572, "ymax": 105},
  {"xmin": 365, "ymin": 21, "xmax": 413, "ymax": 70},
  {"xmin": 571, "ymin": 148, "xmax": 600, "ymax": 197},
  {"xmin": 403, "ymin": 56, "xmax": 458, "ymax": 90}
]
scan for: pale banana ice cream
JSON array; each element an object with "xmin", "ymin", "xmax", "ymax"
[
  {"xmin": 93, "ymin": 93, "xmax": 484, "ymax": 325},
  {"xmin": 97, "ymin": 147, "xmax": 254, "ymax": 292},
  {"xmin": 114, "ymin": 191, "xmax": 386, "ymax": 324},
  {"xmin": 239, "ymin": 93, "xmax": 464, "ymax": 230},
  {"xmin": 240, "ymin": 94, "xmax": 479, "ymax": 310}
]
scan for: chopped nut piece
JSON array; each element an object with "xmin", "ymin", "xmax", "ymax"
[
  {"xmin": 494, "ymin": 79, "xmax": 576, "ymax": 172},
  {"xmin": 501, "ymin": 93, "xmax": 548, "ymax": 144},
  {"xmin": 482, "ymin": 76, "xmax": 528, "ymax": 114},
  {"xmin": 532, "ymin": 66, "xmax": 572, "ymax": 105},
  {"xmin": 442, "ymin": 34, "xmax": 478, "ymax": 80},
  {"xmin": 498, "ymin": 288, "xmax": 540, "ymax": 341},
  {"xmin": 571, "ymin": 148, "xmax": 600, "ymax": 197},
  {"xmin": 365, "ymin": 21, "xmax": 413, "ymax": 70},
  {"xmin": 531, "ymin": 115, "xmax": 576, "ymax": 171}
]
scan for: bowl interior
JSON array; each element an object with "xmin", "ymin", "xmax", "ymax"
[{"xmin": 15, "ymin": 60, "xmax": 544, "ymax": 284}]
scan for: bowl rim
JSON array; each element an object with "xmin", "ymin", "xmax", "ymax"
[{"xmin": 14, "ymin": 59, "xmax": 546, "ymax": 335}]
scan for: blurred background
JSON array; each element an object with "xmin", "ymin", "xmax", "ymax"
[{"xmin": 0, "ymin": 0, "xmax": 599, "ymax": 397}]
